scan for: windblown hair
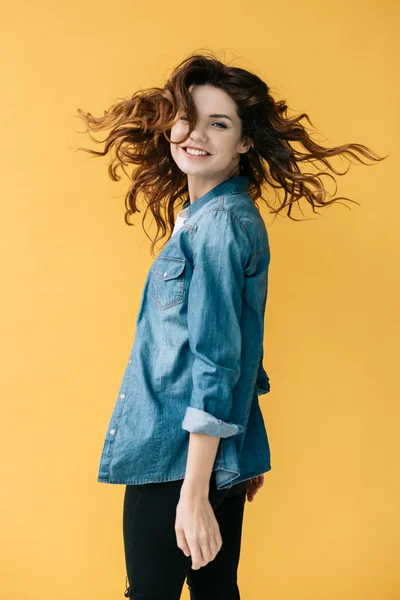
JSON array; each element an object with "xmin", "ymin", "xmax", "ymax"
[{"xmin": 75, "ymin": 49, "xmax": 388, "ymax": 257}]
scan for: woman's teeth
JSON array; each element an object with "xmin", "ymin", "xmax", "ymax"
[{"xmin": 183, "ymin": 147, "xmax": 210, "ymax": 156}]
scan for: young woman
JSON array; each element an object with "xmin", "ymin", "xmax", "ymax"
[{"xmin": 76, "ymin": 50, "xmax": 386, "ymax": 600}]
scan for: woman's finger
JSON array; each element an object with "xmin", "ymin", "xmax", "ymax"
[
  {"xmin": 175, "ymin": 527, "xmax": 191, "ymax": 557},
  {"xmin": 189, "ymin": 535, "xmax": 205, "ymax": 570}
]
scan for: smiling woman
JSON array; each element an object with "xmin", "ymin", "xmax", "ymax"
[
  {"xmin": 74, "ymin": 48, "xmax": 388, "ymax": 600},
  {"xmin": 75, "ymin": 50, "xmax": 387, "ymax": 258},
  {"xmin": 169, "ymin": 83, "xmax": 253, "ymax": 186}
]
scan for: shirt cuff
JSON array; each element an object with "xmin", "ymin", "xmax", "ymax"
[{"xmin": 182, "ymin": 407, "xmax": 245, "ymax": 438}]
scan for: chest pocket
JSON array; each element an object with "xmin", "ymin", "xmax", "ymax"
[{"xmin": 151, "ymin": 256, "xmax": 186, "ymax": 310}]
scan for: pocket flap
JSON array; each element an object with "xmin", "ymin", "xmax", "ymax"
[{"xmin": 152, "ymin": 257, "xmax": 186, "ymax": 281}]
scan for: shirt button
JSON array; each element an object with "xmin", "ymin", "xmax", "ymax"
[
  {"xmin": 128, "ymin": 359, "xmax": 132, "ymax": 364},
  {"xmin": 120, "ymin": 393, "xmax": 125, "ymax": 399},
  {"xmin": 163, "ymin": 272, "xmax": 168, "ymax": 278},
  {"xmin": 110, "ymin": 429, "xmax": 116, "ymax": 435}
]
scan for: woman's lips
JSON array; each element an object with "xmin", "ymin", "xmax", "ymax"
[{"xmin": 180, "ymin": 146, "xmax": 211, "ymax": 158}]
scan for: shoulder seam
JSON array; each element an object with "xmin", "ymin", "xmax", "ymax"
[{"xmin": 190, "ymin": 197, "xmax": 254, "ymax": 256}]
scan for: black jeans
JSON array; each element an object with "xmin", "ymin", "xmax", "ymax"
[{"xmin": 122, "ymin": 471, "xmax": 248, "ymax": 600}]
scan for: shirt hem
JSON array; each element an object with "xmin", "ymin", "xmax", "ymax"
[{"xmin": 97, "ymin": 465, "xmax": 271, "ymax": 488}]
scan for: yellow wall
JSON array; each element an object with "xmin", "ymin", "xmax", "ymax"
[{"xmin": 2, "ymin": 0, "xmax": 399, "ymax": 598}]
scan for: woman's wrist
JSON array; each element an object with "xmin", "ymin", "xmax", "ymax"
[{"xmin": 180, "ymin": 477, "xmax": 210, "ymax": 499}]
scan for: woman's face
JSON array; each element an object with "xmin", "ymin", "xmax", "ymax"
[{"xmin": 170, "ymin": 84, "xmax": 252, "ymax": 180}]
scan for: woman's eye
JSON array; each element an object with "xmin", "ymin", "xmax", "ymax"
[{"xmin": 180, "ymin": 116, "xmax": 226, "ymax": 129}]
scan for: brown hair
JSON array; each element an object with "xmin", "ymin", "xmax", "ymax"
[{"xmin": 74, "ymin": 49, "xmax": 388, "ymax": 257}]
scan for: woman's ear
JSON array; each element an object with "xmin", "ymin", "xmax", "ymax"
[
  {"xmin": 238, "ymin": 137, "xmax": 254, "ymax": 155},
  {"xmin": 246, "ymin": 138, "xmax": 254, "ymax": 152}
]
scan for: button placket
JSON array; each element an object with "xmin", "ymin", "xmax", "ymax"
[{"xmin": 109, "ymin": 393, "xmax": 127, "ymax": 436}]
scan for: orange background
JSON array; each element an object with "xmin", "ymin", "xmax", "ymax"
[{"xmin": 2, "ymin": 0, "xmax": 399, "ymax": 598}]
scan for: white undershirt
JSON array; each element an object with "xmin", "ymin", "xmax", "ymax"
[{"xmin": 172, "ymin": 207, "xmax": 188, "ymax": 237}]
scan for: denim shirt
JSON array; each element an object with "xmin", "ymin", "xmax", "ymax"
[{"xmin": 97, "ymin": 175, "xmax": 272, "ymax": 490}]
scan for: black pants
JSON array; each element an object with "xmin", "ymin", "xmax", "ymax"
[{"xmin": 122, "ymin": 471, "xmax": 248, "ymax": 600}]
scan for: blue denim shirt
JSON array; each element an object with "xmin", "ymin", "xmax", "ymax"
[{"xmin": 97, "ymin": 175, "xmax": 272, "ymax": 490}]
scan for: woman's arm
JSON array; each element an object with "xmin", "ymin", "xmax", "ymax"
[
  {"xmin": 175, "ymin": 432, "xmax": 222, "ymax": 569},
  {"xmin": 180, "ymin": 432, "xmax": 220, "ymax": 498}
]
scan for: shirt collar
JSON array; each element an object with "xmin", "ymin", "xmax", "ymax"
[{"xmin": 182, "ymin": 175, "xmax": 250, "ymax": 220}]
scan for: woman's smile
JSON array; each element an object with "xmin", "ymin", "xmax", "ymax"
[{"xmin": 180, "ymin": 146, "xmax": 212, "ymax": 158}]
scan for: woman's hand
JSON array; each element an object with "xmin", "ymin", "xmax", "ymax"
[
  {"xmin": 175, "ymin": 492, "xmax": 222, "ymax": 570},
  {"xmin": 246, "ymin": 474, "xmax": 264, "ymax": 502}
]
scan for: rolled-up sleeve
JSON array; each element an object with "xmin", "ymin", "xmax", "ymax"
[{"xmin": 181, "ymin": 209, "xmax": 252, "ymax": 439}]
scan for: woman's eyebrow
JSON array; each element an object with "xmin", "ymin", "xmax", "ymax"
[{"xmin": 208, "ymin": 113, "xmax": 233, "ymax": 122}]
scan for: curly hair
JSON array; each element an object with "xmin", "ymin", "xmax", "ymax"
[{"xmin": 74, "ymin": 49, "xmax": 388, "ymax": 258}]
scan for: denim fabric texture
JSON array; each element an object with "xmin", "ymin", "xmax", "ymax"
[{"xmin": 97, "ymin": 175, "xmax": 272, "ymax": 490}]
